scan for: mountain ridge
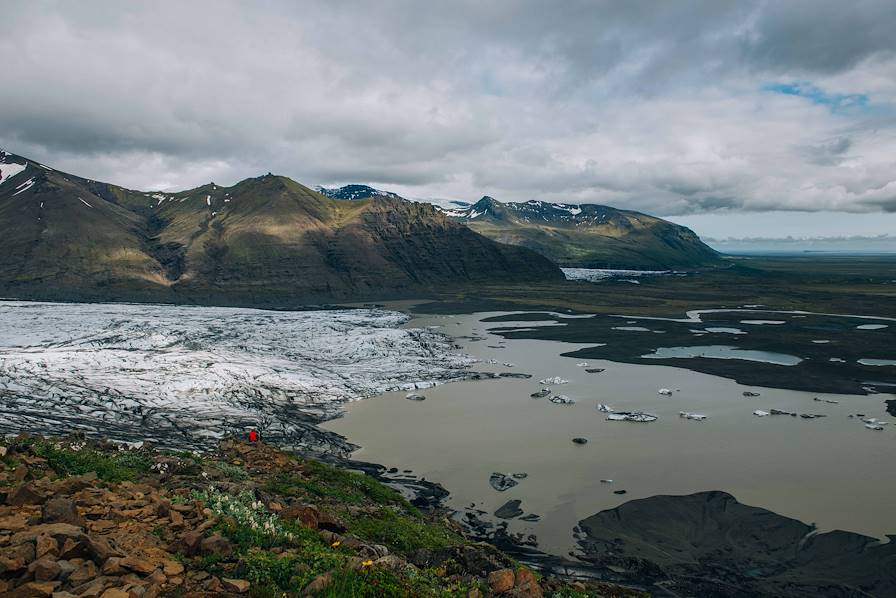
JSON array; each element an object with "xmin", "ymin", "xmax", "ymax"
[
  {"xmin": 444, "ymin": 195, "xmax": 722, "ymax": 269},
  {"xmin": 318, "ymin": 184, "xmax": 722, "ymax": 269},
  {"xmin": 0, "ymin": 151, "xmax": 562, "ymax": 305}
]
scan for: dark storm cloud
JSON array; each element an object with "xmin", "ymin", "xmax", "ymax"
[{"xmin": 0, "ymin": 0, "xmax": 894, "ymax": 216}]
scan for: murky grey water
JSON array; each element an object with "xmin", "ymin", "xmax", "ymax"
[{"xmin": 322, "ymin": 311, "xmax": 896, "ymax": 557}]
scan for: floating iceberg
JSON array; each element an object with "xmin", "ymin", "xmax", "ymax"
[
  {"xmin": 679, "ymin": 412, "xmax": 707, "ymax": 421},
  {"xmin": 658, "ymin": 388, "xmax": 673, "ymax": 396},
  {"xmin": 606, "ymin": 411, "xmax": 657, "ymax": 422},
  {"xmin": 539, "ymin": 376, "xmax": 569, "ymax": 385},
  {"xmin": 753, "ymin": 410, "xmax": 770, "ymax": 417},
  {"xmin": 549, "ymin": 394, "xmax": 575, "ymax": 404}
]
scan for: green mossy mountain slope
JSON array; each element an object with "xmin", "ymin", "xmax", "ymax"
[{"xmin": 0, "ymin": 152, "xmax": 562, "ymax": 304}]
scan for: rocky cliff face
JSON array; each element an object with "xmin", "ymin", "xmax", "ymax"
[{"xmin": 0, "ymin": 152, "xmax": 563, "ymax": 306}]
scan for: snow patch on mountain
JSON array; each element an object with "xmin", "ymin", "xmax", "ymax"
[
  {"xmin": 552, "ymin": 203, "xmax": 582, "ymax": 215},
  {"xmin": 11, "ymin": 178, "xmax": 35, "ymax": 196},
  {"xmin": 0, "ymin": 161, "xmax": 27, "ymax": 187}
]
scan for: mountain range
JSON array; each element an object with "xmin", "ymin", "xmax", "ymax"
[
  {"xmin": 318, "ymin": 187, "xmax": 721, "ymax": 269},
  {"xmin": 0, "ymin": 151, "xmax": 561, "ymax": 305}
]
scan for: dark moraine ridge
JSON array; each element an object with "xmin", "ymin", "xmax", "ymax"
[
  {"xmin": 575, "ymin": 491, "xmax": 896, "ymax": 597},
  {"xmin": 480, "ymin": 311, "xmax": 896, "ymax": 395}
]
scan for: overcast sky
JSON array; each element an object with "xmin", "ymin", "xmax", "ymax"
[{"xmin": 2, "ymin": 0, "xmax": 895, "ymax": 238}]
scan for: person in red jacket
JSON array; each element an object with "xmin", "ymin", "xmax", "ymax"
[{"xmin": 248, "ymin": 430, "xmax": 259, "ymax": 442}]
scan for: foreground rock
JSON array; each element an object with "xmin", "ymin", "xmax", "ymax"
[
  {"xmin": 0, "ymin": 435, "xmax": 637, "ymax": 598},
  {"xmin": 576, "ymin": 490, "xmax": 896, "ymax": 597},
  {"xmin": 488, "ymin": 473, "xmax": 519, "ymax": 492},
  {"xmin": 494, "ymin": 500, "xmax": 524, "ymax": 520}
]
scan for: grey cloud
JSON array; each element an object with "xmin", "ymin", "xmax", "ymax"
[{"xmin": 1, "ymin": 0, "xmax": 895, "ymax": 222}]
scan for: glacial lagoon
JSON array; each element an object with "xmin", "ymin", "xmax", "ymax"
[{"xmin": 323, "ymin": 310, "xmax": 896, "ymax": 557}]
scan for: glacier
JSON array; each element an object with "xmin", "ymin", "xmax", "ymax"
[{"xmin": 0, "ymin": 301, "xmax": 474, "ymax": 454}]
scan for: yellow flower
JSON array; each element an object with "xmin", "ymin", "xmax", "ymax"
[
  {"xmin": 331, "ymin": 541, "xmax": 341, "ymax": 547},
  {"xmin": 361, "ymin": 559, "xmax": 374, "ymax": 568}
]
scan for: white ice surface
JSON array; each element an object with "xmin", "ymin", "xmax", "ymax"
[{"xmin": 0, "ymin": 301, "xmax": 474, "ymax": 452}]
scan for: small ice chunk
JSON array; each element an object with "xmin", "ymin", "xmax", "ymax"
[
  {"xmin": 658, "ymin": 388, "xmax": 672, "ymax": 396},
  {"xmin": 549, "ymin": 394, "xmax": 575, "ymax": 404},
  {"xmin": 679, "ymin": 411, "xmax": 707, "ymax": 421},
  {"xmin": 539, "ymin": 376, "xmax": 568, "ymax": 385},
  {"xmin": 606, "ymin": 411, "xmax": 657, "ymax": 422},
  {"xmin": 753, "ymin": 410, "xmax": 770, "ymax": 417}
]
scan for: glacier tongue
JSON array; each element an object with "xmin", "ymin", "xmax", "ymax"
[{"xmin": 0, "ymin": 301, "xmax": 473, "ymax": 453}]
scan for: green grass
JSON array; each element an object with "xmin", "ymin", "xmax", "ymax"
[
  {"xmin": 214, "ymin": 460, "xmax": 249, "ymax": 481},
  {"xmin": 320, "ymin": 566, "xmax": 482, "ymax": 598},
  {"xmin": 31, "ymin": 441, "xmax": 151, "ymax": 482},
  {"xmin": 265, "ymin": 461, "xmax": 413, "ymax": 511},
  {"xmin": 345, "ymin": 510, "xmax": 464, "ymax": 556}
]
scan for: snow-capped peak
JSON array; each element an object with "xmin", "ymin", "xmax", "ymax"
[{"xmin": 316, "ymin": 184, "xmax": 407, "ymax": 202}]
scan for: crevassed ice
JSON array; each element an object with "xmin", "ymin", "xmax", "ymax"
[{"xmin": 0, "ymin": 301, "xmax": 474, "ymax": 452}]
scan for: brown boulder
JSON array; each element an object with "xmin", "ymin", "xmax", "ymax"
[
  {"xmin": 11, "ymin": 523, "xmax": 83, "ymax": 546},
  {"xmin": 169, "ymin": 510, "xmax": 184, "ymax": 527},
  {"xmin": 7, "ymin": 483, "xmax": 45, "ymax": 506},
  {"xmin": 0, "ymin": 511, "xmax": 30, "ymax": 532},
  {"xmin": 513, "ymin": 568, "xmax": 543, "ymax": 598},
  {"xmin": 487, "ymin": 568, "xmax": 515, "ymax": 594},
  {"xmin": 162, "ymin": 560, "xmax": 184, "ymax": 576},
  {"xmin": 42, "ymin": 498, "xmax": 85, "ymax": 527},
  {"xmin": 5, "ymin": 541, "xmax": 37, "ymax": 564},
  {"xmin": 283, "ymin": 504, "xmax": 319, "ymax": 529},
  {"xmin": 174, "ymin": 530, "xmax": 203, "ymax": 556},
  {"xmin": 86, "ymin": 535, "xmax": 121, "ymax": 564},
  {"xmin": 303, "ymin": 572, "xmax": 332, "ymax": 595},
  {"xmin": 99, "ymin": 589, "xmax": 130, "ymax": 598},
  {"xmin": 29, "ymin": 557, "xmax": 63, "ymax": 582},
  {"xmin": 101, "ymin": 557, "xmax": 125, "ymax": 575},
  {"xmin": 58, "ymin": 472, "xmax": 97, "ymax": 495},
  {"xmin": 56, "ymin": 559, "xmax": 78, "ymax": 581},
  {"xmin": 120, "ymin": 556, "xmax": 158, "ymax": 575},
  {"xmin": 59, "ymin": 538, "xmax": 89, "ymax": 560},
  {"xmin": 0, "ymin": 555, "xmax": 27, "ymax": 573},
  {"xmin": 222, "ymin": 578, "xmax": 251, "ymax": 593},
  {"xmin": 35, "ymin": 534, "xmax": 59, "ymax": 559},
  {"xmin": 199, "ymin": 533, "xmax": 232, "ymax": 557},
  {"xmin": 317, "ymin": 511, "xmax": 346, "ymax": 533},
  {"xmin": 8, "ymin": 581, "xmax": 58, "ymax": 597},
  {"xmin": 67, "ymin": 560, "xmax": 97, "ymax": 584}
]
